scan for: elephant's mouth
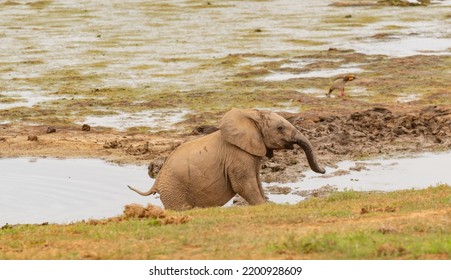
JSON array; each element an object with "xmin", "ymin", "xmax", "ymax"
[
  {"xmin": 265, "ymin": 149, "xmax": 274, "ymax": 158},
  {"xmin": 284, "ymin": 142, "xmax": 294, "ymax": 149}
]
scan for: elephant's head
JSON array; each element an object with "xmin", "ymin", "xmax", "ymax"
[{"xmin": 219, "ymin": 108, "xmax": 326, "ymax": 174}]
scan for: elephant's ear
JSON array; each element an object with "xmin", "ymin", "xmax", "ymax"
[{"xmin": 219, "ymin": 108, "xmax": 266, "ymax": 157}]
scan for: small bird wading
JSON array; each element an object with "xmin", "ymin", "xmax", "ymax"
[{"xmin": 326, "ymin": 74, "xmax": 356, "ymax": 97}]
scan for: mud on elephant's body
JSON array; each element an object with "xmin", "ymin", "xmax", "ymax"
[{"xmin": 128, "ymin": 108, "xmax": 325, "ymax": 211}]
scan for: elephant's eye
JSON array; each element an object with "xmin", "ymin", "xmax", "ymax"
[{"xmin": 277, "ymin": 125, "xmax": 284, "ymax": 132}]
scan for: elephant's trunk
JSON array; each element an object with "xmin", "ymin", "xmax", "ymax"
[{"xmin": 294, "ymin": 132, "xmax": 326, "ymax": 174}]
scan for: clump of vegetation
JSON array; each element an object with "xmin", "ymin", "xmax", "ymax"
[
  {"xmin": 87, "ymin": 203, "xmax": 191, "ymax": 226},
  {"xmin": 121, "ymin": 203, "xmax": 191, "ymax": 225},
  {"xmin": 26, "ymin": 0, "xmax": 53, "ymax": 9},
  {"xmin": 378, "ymin": 0, "xmax": 430, "ymax": 6}
]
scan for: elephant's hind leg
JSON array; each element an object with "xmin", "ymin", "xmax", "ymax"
[{"xmin": 159, "ymin": 187, "xmax": 196, "ymax": 211}]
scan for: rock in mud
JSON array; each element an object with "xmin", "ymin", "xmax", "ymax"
[
  {"xmin": 81, "ymin": 124, "xmax": 91, "ymax": 131},
  {"xmin": 103, "ymin": 140, "xmax": 122, "ymax": 149},
  {"xmin": 27, "ymin": 135, "xmax": 38, "ymax": 141},
  {"xmin": 393, "ymin": 126, "xmax": 409, "ymax": 136},
  {"xmin": 126, "ymin": 142, "xmax": 149, "ymax": 155},
  {"xmin": 46, "ymin": 127, "xmax": 56, "ymax": 134}
]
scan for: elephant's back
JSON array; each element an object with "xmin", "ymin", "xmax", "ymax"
[
  {"xmin": 169, "ymin": 131, "xmax": 222, "ymax": 160},
  {"xmin": 157, "ymin": 131, "xmax": 223, "ymax": 185}
]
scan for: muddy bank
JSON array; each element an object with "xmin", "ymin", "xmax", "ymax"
[
  {"xmin": 303, "ymin": 105, "xmax": 450, "ymax": 155},
  {"xmin": 263, "ymin": 105, "xmax": 451, "ymax": 182},
  {"xmin": 0, "ymin": 106, "xmax": 451, "ymax": 182},
  {"xmin": 2, "ymin": 105, "xmax": 448, "ymax": 184}
]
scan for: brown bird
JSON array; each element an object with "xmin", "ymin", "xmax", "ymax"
[{"xmin": 326, "ymin": 74, "xmax": 356, "ymax": 97}]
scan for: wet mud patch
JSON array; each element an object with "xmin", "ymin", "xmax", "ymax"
[
  {"xmin": 257, "ymin": 105, "xmax": 451, "ymax": 183},
  {"xmin": 307, "ymin": 106, "xmax": 449, "ymax": 151},
  {"xmin": 265, "ymin": 186, "xmax": 292, "ymax": 195},
  {"xmin": 292, "ymin": 185, "xmax": 338, "ymax": 198}
]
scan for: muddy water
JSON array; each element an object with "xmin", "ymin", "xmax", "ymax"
[
  {"xmin": 2, "ymin": 151, "xmax": 450, "ymax": 225},
  {"xmin": 0, "ymin": 158, "xmax": 161, "ymax": 225},
  {"xmin": 264, "ymin": 151, "xmax": 451, "ymax": 204}
]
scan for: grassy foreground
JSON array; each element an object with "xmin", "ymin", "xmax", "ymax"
[{"xmin": 1, "ymin": 185, "xmax": 450, "ymax": 260}]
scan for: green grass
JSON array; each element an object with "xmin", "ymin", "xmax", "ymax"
[{"xmin": 1, "ymin": 185, "xmax": 449, "ymax": 260}]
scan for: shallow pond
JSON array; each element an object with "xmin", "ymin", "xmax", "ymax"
[
  {"xmin": 0, "ymin": 158, "xmax": 159, "ymax": 225},
  {"xmin": 265, "ymin": 151, "xmax": 451, "ymax": 204},
  {"xmin": 1, "ymin": 151, "xmax": 450, "ymax": 225}
]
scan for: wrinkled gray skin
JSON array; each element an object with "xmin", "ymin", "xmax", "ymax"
[{"xmin": 128, "ymin": 108, "xmax": 325, "ymax": 211}]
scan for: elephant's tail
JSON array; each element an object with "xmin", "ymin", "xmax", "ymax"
[{"xmin": 127, "ymin": 185, "xmax": 157, "ymax": 196}]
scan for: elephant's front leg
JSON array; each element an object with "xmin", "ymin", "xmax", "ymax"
[{"xmin": 228, "ymin": 156, "xmax": 266, "ymax": 205}]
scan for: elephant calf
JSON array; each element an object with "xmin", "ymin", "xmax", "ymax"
[{"xmin": 128, "ymin": 108, "xmax": 325, "ymax": 210}]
